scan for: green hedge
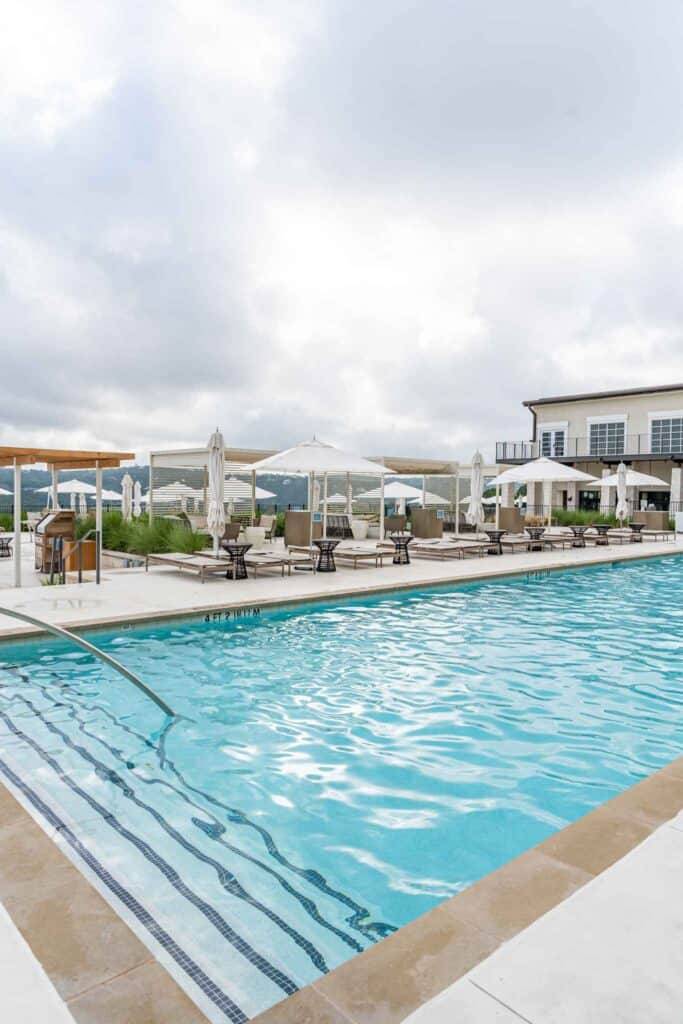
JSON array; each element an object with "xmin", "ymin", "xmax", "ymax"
[{"xmin": 77, "ymin": 512, "xmax": 207, "ymax": 555}]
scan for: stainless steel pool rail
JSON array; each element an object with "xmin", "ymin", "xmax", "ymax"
[{"xmin": 0, "ymin": 606, "xmax": 174, "ymax": 718}]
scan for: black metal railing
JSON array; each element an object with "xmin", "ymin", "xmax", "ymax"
[
  {"xmin": 497, "ymin": 434, "xmax": 683, "ymax": 462},
  {"xmin": 50, "ymin": 530, "xmax": 101, "ymax": 585}
]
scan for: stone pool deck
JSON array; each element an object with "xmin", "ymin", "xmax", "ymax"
[
  {"xmin": 0, "ymin": 538, "xmax": 682, "ymax": 1023},
  {"xmin": 0, "ymin": 534, "xmax": 680, "ymax": 639}
]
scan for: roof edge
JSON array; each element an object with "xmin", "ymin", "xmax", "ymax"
[{"xmin": 523, "ymin": 383, "xmax": 683, "ymax": 408}]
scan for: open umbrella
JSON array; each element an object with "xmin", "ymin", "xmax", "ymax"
[
  {"xmin": 0, "ymin": 486, "xmax": 12, "ymax": 496},
  {"xmin": 495, "ymin": 457, "xmax": 598, "ymax": 526},
  {"xmin": 466, "ymin": 451, "xmax": 484, "ymax": 528},
  {"xmin": 121, "ymin": 473, "xmax": 134, "ymax": 522},
  {"xmin": 207, "ymin": 429, "xmax": 226, "ymax": 557},
  {"xmin": 249, "ymin": 439, "xmax": 388, "ymax": 543},
  {"xmin": 133, "ymin": 480, "xmax": 143, "ymax": 518},
  {"xmin": 223, "ymin": 477, "xmax": 275, "ymax": 503}
]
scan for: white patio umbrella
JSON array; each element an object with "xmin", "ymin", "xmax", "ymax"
[
  {"xmin": 495, "ymin": 457, "xmax": 598, "ymax": 526},
  {"xmin": 466, "ymin": 451, "xmax": 484, "ymax": 529},
  {"xmin": 70, "ymin": 492, "xmax": 77, "ymax": 510},
  {"xmin": 249, "ymin": 439, "xmax": 389, "ymax": 543},
  {"xmin": 35, "ymin": 478, "xmax": 97, "ymax": 497},
  {"xmin": 615, "ymin": 462, "xmax": 628, "ymax": 523},
  {"xmin": 357, "ymin": 480, "xmax": 448, "ymax": 505},
  {"xmin": 223, "ymin": 477, "xmax": 276, "ymax": 503},
  {"xmin": 79, "ymin": 492, "xmax": 88, "ymax": 516},
  {"xmin": 207, "ymin": 429, "xmax": 226, "ymax": 557},
  {"xmin": 133, "ymin": 480, "xmax": 143, "ymax": 518},
  {"xmin": 0, "ymin": 486, "xmax": 12, "ymax": 496},
  {"xmin": 322, "ymin": 493, "xmax": 348, "ymax": 507},
  {"xmin": 121, "ymin": 473, "xmax": 134, "ymax": 522},
  {"xmin": 101, "ymin": 489, "xmax": 123, "ymax": 502},
  {"xmin": 593, "ymin": 468, "xmax": 669, "ymax": 489}
]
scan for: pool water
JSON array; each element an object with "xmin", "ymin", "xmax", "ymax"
[{"xmin": 1, "ymin": 557, "xmax": 683, "ymax": 1021}]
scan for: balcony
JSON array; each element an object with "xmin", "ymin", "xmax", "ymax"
[{"xmin": 496, "ymin": 435, "xmax": 683, "ymax": 464}]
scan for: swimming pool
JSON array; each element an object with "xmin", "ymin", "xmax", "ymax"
[{"xmin": 1, "ymin": 556, "xmax": 682, "ymax": 1021}]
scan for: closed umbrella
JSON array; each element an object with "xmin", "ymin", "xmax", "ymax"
[
  {"xmin": 615, "ymin": 462, "xmax": 629, "ymax": 523},
  {"xmin": 207, "ymin": 428, "xmax": 226, "ymax": 557},
  {"xmin": 133, "ymin": 480, "xmax": 143, "ymax": 518},
  {"xmin": 70, "ymin": 492, "xmax": 77, "ymax": 510},
  {"xmin": 79, "ymin": 493, "xmax": 88, "ymax": 516},
  {"xmin": 121, "ymin": 473, "xmax": 134, "ymax": 522},
  {"xmin": 466, "ymin": 451, "xmax": 484, "ymax": 529}
]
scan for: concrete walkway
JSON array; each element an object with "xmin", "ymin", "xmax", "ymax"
[
  {"xmin": 405, "ymin": 809, "xmax": 683, "ymax": 1024},
  {"xmin": 0, "ymin": 900, "xmax": 76, "ymax": 1023}
]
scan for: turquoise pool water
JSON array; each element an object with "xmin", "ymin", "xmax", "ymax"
[{"xmin": 1, "ymin": 557, "xmax": 682, "ymax": 1020}]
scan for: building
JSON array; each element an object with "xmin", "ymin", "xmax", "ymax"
[{"xmin": 496, "ymin": 383, "xmax": 683, "ymax": 515}]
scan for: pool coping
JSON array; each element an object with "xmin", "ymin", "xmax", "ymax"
[
  {"xmin": 0, "ymin": 754, "xmax": 681, "ymax": 1024},
  {"xmin": 0, "ymin": 540, "xmax": 681, "ymax": 643}
]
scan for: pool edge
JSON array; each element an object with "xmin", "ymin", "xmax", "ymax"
[{"xmin": 0, "ymin": 756, "xmax": 681, "ymax": 1024}]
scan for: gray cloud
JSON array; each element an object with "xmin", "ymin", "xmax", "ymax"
[{"xmin": 1, "ymin": 0, "xmax": 683, "ymax": 463}]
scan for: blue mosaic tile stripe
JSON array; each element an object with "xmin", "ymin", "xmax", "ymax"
[
  {"xmin": 0, "ymin": 756, "xmax": 247, "ymax": 1024},
  {"xmin": 0, "ymin": 705, "xmax": 299, "ymax": 998},
  {"xmin": 7, "ymin": 689, "xmax": 330, "ymax": 975}
]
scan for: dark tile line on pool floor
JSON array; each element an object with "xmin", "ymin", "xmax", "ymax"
[{"xmin": 0, "ymin": 745, "xmax": 681, "ymax": 1024}]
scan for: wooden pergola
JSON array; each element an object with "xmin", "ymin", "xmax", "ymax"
[{"xmin": 0, "ymin": 446, "xmax": 134, "ymax": 588}]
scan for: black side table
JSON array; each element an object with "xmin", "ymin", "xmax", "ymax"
[
  {"xmin": 313, "ymin": 538, "xmax": 340, "ymax": 572},
  {"xmin": 592, "ymin": 524, "xmax": 610, "ymax": 546},
  {"xmin": 224, "ymin": 542, "xmax": 252, "ymax": 580},
  {"xmin": 0, "ymin": 537, "xmax": 12, "ymax": 558},
  {"xmin": 391, "ymin": 533, "xmax": 413, "ymax": 564},
  {"xmin": 483, "ymin": 528, "xmax": 506, "ymax": 555},
  {"xmin": 629, "ymin": 523, "xmax": 644, "ymax": 543},
  {"xmin": 569, "ymin": 525, "xmax": 588, "ymax": 548},
  {"xmin": 525, "ymin": 526, "xmax": 545, "ymax": 551}
]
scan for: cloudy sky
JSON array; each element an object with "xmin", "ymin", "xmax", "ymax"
[{"xmin": 3, "ymin": 1, "xmax": 683, "ymax": 463}]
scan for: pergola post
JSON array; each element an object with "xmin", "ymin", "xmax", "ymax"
[
  {"xmin": 345, "ymin": 472, "xmax": 352, "ymax": 514},
  {"xmin": 51, "ymin": 465, "xmax": 59, "ymax": 509},
  {"xmin": 495, "ymin": 471, "xmax": 501, "ymax": 529},
  {"xmin": 251, "ymin": 470, "xmax": 256, "ymax": 524},
  {"xmin": 13, "ymin": 458, "xmax": 21, "ymax": 588},
  {"xmin": 95, "ymin": 461, "xmax": 103, "ymax": 562},
  {"xmin": 323, "ymin": 473, "xmax": 328, "ymax": 537}
]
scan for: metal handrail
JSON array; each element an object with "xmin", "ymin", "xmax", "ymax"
[{"xmin": 0, "ymin": 606, "xmax": 174, "ymax": 718}]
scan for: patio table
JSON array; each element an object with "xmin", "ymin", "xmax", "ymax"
[
  {"xmin": 569, "ymin": 525, "xmax": 588, "ymax": 548},
  {"xmin": 482, "ymin": 528, "xmax": 506, "ymax": 555},
  {"xmin": 592, "ymin": 524, "xmax": 611, "ymax": 546},
  {"xmin": 629, "ymin": 523, "xmax": 645, "ymax": 543},
  {"xmin": 224, "ymin": 542, "xmax": 252, "ymax": 580},
  {"xmin": 313, "ymin": 538, "xmax": 340, "ymax": 572},
  {"xmin": 524, "ymin": 526, "xmax": 546, "ymax": 551},
  {"xmin": 390, "ymin": 533, "xmax": 413, "ymax": 565}
]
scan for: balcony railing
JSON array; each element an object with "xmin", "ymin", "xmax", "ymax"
[{"xmin": 496, "ymin": 435, "xmax": 683, "ymax": 463}]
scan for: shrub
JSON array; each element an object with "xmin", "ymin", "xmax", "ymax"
[
  {"xmin": 275, "ymin": 511, "xmax": 285, "ymax": 537},
  {"xmin": 553, "ymin": 509, "xmax": 618, "ymax": 527},
  {"xmin": 0, "ymin": 513, "xmax": 12, "ymax": 532}
]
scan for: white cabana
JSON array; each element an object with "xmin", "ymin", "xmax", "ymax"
[
  {"xmin": 133, "ymin": 480, "xmax": 143, "ymax": 518},
  {"xmin": 249, "ymin": 439, "xmax": 389, "ymax": 541},
  {"xmin": 121, "ymin": 473, "xmax": 134, "ymax": 522},
  {"xmin": 207, "ymin": 429, "xmax": 226, "ymax": 557},
  {"xmin": 495, "ymin": 457, "xmax": 598, "ymax": 525}
]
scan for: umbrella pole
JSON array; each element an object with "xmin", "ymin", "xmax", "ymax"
[
  {"xmin": 379, "ymin": 475, "xmax": 385, "ymax": 540},
  {"xmin": 495, "ymin": 472, "xmax": 500, "ymax": 530},
  {"xmin": 309, "ymin": 472, "xmax": 314, "ymax": 549},
  {"xmin": 323, "ymin": 473, "xmax": 328, "ymax": 537},
  {"xmin": 251, "ymin": 470, "xmax": 256, "ymax": 525},
  {"xmin": 455, "ymin": 471, "xmax": 460, "ymax": 536}
]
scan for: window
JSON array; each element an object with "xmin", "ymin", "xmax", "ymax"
[
  {"xmin": 540, "ymin": 428, "xmax": 565, "ymax": 457},
  {"xmin": 589, "ymin": 421, "xmax": 625, "ymax": 456},
  {"xmin": 651, "ymin": 417, "xmax": 683, "ymax": 454}
]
